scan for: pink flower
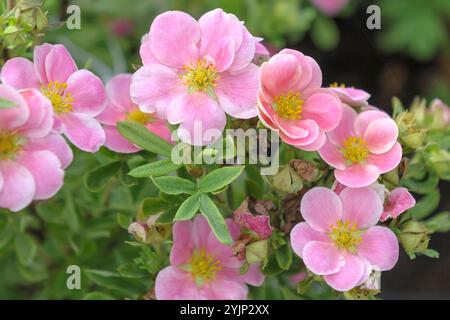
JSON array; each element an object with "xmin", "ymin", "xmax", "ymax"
[
  {"xmin": 257, "ymin": 49, "xmax": 342, "ymax": 151},
  {"xmin": 0, "ymin": 85, "xmax": 72, "ymax": 212},
  {"xmin": 155, "ymin": 215, "xmax": 264, "ymax": 300},
  {"xmin": 131, "ymin": 9, "xmax": 261, "ymax": 146},
  {"xmin": 290, "ymin": 187, "xmax": 399, "ymax": 292},
  {"xmin": 1, "ymin": 43, "xmax": 106, "ymax": 152},
  {"xmin": 319, "ymin": 105, "xmax": 402, "ymax": 187},
  {"xmin": 96, "ymin": 74, "xmax": 172, "ymax": 153},
  {"xmin": 380, "ymin": 187, "xmax": 415, "ymax": 221},
  {"xmin": 233, "ymin": 211, "xmax": 272, "ymax": 240},
  {"xmin": 329, "ymin": 84, "xmax": 371, "ymax": 108},
  {"xmin": 311, "ymin": 0, "xmax": 349, "ymax": 16}
]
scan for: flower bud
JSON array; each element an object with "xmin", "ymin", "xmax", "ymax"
[
  {"xmin": 399, "ymin": 221, "xmax": 430, "ymax": 258},
  {"xmin": 272, "ymin": 165, "xmax": 303, "ymax": 193},
  {"xmin": 395, "ymin": 111, "xmax": 426, "ymax": 149},
  {"xmin": 245, "ymin": 240, "xmax": 268, "ymax": 264},
  {"xmin": 289, "ymin": 159, "xmax": 320, "ymax": 182},
  {"xmin": 128, "ymin": 222, "xmax": 148, "ymax": 243},
  {"xmin": 145, "ymin": 214, "xmax": 171, "ymax": 244},
  {"xmin": 428, "ymin": 149, "xmax": 450, "ymax": 179}
]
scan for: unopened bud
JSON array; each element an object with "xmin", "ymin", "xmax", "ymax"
[
  {"xmin": 128, "ymin": 222, "xmax": 148, "ymax": 243},
  {"xmin": 245, "ymin": 240, "xmax": 268, "ymax": 264},
  {"xmin": 399, "ymin": 221, "xmax": 430, "ymax": 257},
  {"xmin": 395, "ymin": 111, "xmax": 426, "ymax": 149}
]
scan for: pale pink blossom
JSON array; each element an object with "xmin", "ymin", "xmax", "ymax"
[
  {"xmin": 329, "ymin": 85, "xmax": 371, "ymax": 108},
  {"xmin": 155, "ymin": 215, "xmax": 264, "ymax": 300},
  {"xmin": 380, "ymin": 187, "xmax": 415, "ymax": 221},
  {"xmin": 257, "ymin": 49, "xmax": 342, "ymax": 151},
  {"xmin": 319, "ymin": 105, "xmax": 402, "ymax": 187},
  {"xmin": 311, "ymin": 0, "xmax": 349, "ymax": 16},
  {"xmin": 291, "ymin": 187, "xmax": 399, "ymax": 292},
  {"xmin": 96, "ymin": 74, "xmax": 171, "ymax": 153},
  {"xmin": 0, "ymin": 85, "xmax": 72, "ymax": 211},
  {"xmin": 1, "ymin": 43, "xmax": 106, "ymax": 152},
  {"xmin": 132, "ymin": 9, "xmax": 261, "ymax": 146}
]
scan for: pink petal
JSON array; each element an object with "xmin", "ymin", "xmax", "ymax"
[
  {"xmin": 278, "ymin": 119, "xmax": 319, "ymax": 146},
  {"xmin": 192, "ymin": 215, "xmax": 212, "ymax": 249},
  {"xmin": 146, "ymin": 120, "xmax": 172, "ymax": 143},
  {"xmin": 279, "ymin": 49, "xmax": 322, "ymax": 90},
  {"xmin": 0, "ymin": 84, "xmax": 29, "ymax": 130},
  {"xmin": 318, "ymin": 139, "xmax": 346, "ymax": 170},
  {"xmin": 66, "ymin": 70, "xmax": 106, "ymax": 116},
  {"xmin": 303, "ymin": 241, "xmax": 345, "ymax": 275},
  {"xmin": 60, "ymin": 112, "xmax": 105, "ymax": 152},
  {"xmin": 381, "ymin": 187, "xmax": 416, "ymax": 221},
  {"xmin": 290, "ymin": 222, "xmax": 330, "ymax": 258},
  {"xmin": 45, "ymin": 44, "xmax": 78, "ymax": 84},
  {"xmin": 367, "ymin": 142, "xmax": 402, "ymax": 174},
  {"xmin": 259, "ymin": 53, "xmax": 302, "ymax": 102},
  {"xmin": 334, "ymin": 164, "xmax": 380, "ymax": 188},
  {"xmin": 294, "ymin": 129, "xmax": 326, "ymax": 151},
  {"xmin": 240, "ymin": 264, "xmax": 264, "ymax": 287},
  {"xmin": 254, "ymin": 40, "xmax": 270, "ymax": 58},
  {"xmin": 18, "ymin": 150, "xmax": 64, "ymax": 200},
  {"xmin": 312, "ymin": 0, "xmax": 349, "ymax": 16},
  {"xmin": 130, "ymin": 64, "xmax": 182, "ymax": 114},
  {"xmin": 358, "ymin": 226, "xmax": 399, "ymax": 271},
  {"xmin": 149, "ymin": 11, "xmax": 200, "ymax": 67},
  {"xmin": 326, "ymin": 104, "xmax": 357, "ymax": 146},
  {"xmin": 210, "ymin": 279, "xmax": 248, "ymax": 300},
  {"xmin": 103, "ymin": 125, "xmax": 140, "ymax": 153},
  {"xmin": 354, "ymin": 110, "xmax": 390, "ymax": 137},
  {"xmin": 204, "ymin": 36, "xmax": 235, "ymax": 72},
  {"xmin": 18, "ymin": 89, "xmax": 53, "ymax": 139},
  {"xmin": 0, "ymin": 161, "xmax": 35, "ymax": 212},
  {"xmin": 105, "ymin": 73, "xmax": 134, "ymax": 111},
  {"xmin": 356, "ymin": 258, "xmax": 373, "ymax": 287},
  {"xmin": 302, "ymin": 91, "xmax": 342, "ymax": 131},
  {"xmin": 229, "ymin": 27, "xmax": 256, "ymax": 72},
  {"xmin": 323, "ymin": 254, "xmax": 365, "ymax": 292},
  {"xmin": 339, "ymin": 187, "xmax": 383, "ymax": 229},
  {"xmin": 300, "ymin": 187, "xmax": 343, "ymax": 232},
  {"xmin": 169, "ymin": 93, "xmax": 226, "ymax": 146},
  {"xmin": 33, "ymin": 43, "xmax": 53, "ymax": 84},
  {"xmin": 25, "ymin": 134, "xmax": 73, "ymax": 169},
  {"xmin": 216, "ymin": 63, "xmax": 259, "ymax": 119},
  {"xmin": 155, "ymin": 266, "xmax": 201, "ymax": 300},
  {"xmin": 0, "ymin": 170, "xmax": 3, "ymax": 192},
  {"xmin": 139, "ymin": 34, "xmax": 159, "ymax": 65},
  {"xmin": 0, "ymin": 57, "xmax": 40, "ymax": 90},
  {"xmin": 95, "ymin": 101, "xmax": 126, "ymax": 126},
  {"xmin": 170, "ymin": 220, "xmax": 195, "ymax": 266},
  {"xmin": 330, "ymin": 87, "xmax": 370, "ymax": 107},
  {"xmin": 363, "ymin": 118, "xmax": 398, "ymax": 154}
]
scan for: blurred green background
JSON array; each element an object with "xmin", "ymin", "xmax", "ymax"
[{"xmin": 0, "ymin": 0, "xmax": 449, "ymax": 299}]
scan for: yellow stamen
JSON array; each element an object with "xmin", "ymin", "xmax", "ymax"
[
  {"xmin": 41, "ymin": 81, "xmax": 74, "ymax": 114},
  {"xmin": 329, "ymin": 220, "xmax": 362, "ymax": 253},
  {"xmin": 0, "ymin": 130, "xmax": 23, "ymax": 159},
  {"xmin": 181, "ymin": 59, "xmax": 219, "ymax": 93},
  {"xmin": 330, "ymin": 82, "xmax": 346, "ymax": 88},
  {"xmin": 127, "ymin": 110, "xmax": 153, "ymax": 125},
  {"xmin": 273, "ymin": 92, "xmax": 304, "ymax": 120},
  {"xmin": 342, "ymin": 136, "xmax": 369, "ymax": 164},
  {"xmin": 187, "ymin": 249, "xmax": 222, "ymax": 286}
]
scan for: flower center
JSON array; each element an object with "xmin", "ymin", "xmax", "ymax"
[
  {"xmin": 342, "ymin": 136, "xmax": 369, "ymax": 164},
  {"xmin": 329, "ymin": 220, "xmax": 362, "ymax": 253},
  {"xmin": 273, "ymin": 92, "xmax": 304, "ymax": 120},
  {"xmin": 185, "ymin": 249, "xmax": 221, "ymax": 286},
  {"xmin": 0, "ymin": 130, "xmax": 24, "ymax": 159},
  {"xmin": 127, "ymin": 109, "xmax": 153, "ymax": 125},
  {"xmin": 41, "ymin": 81, "xmax": 74, "ymax": 114},
  {"xmin": 181, "ymin": 60, "xmax": 219, "ymax": 93}
]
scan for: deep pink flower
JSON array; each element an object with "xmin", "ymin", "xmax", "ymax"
[
  {"xmin": 131, "ymin": 9, "xmax": 261, "ymax": 146},
  {"xmin": 329, "ymin": 84, "xmax": 371, "ymax": 108},
  {"xmin": 380, "ymin": 187, "xmax": 415, "ymax": 221},
  {"xmin": 155, "ymin": 215, "xmax": 264, "ymax": 300},
  {"xmin": 257, "ymin": 49, "xmax": 342, "ymax": 151},
  {"xmin": 290, "ymin": 187, "xmax": 399, "ymax": 292},
  {"xmin": 1, "ymin": 43, "xmax": 106, "ymax": 152},
  {"xmin": 0, "ymin": 85, "xmax": 72, "ymax": 211},
  {"xmin": 311, "ymin": 0, "xmax": 349, "ymax": 16},
  {"xmin": 96, "ymin": 74, "xmax": 171, "ymax": 153},
  {"xmin": 319, "ymin": 105, "xmax": 402, "ymax": 187}
]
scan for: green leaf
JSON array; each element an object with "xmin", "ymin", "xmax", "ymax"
[
  {"xmin": 152, "ymin": 176, "xmax": 196, "ymax": 195},
  {"xmin": 156, "ymin": 208, "xmax": 177, "ymax": 224},
  {"xmin": 275, "ymin": 244, "xmax": 293, "ymax": 270},
  {"xmin": 84, "ymin": 292, "xmax": 115, "ymax": 300},
  {"xmin": 409, "ymin": 191, "xmax": 440, "ymax": 220},
  {"xmin": 425, "ymin": 211, "xmax": 450, "ymax": 233},
  {"xmin": 174, "ymin": 193, "xmax": 201, "ymax": 221},
  {"xmin": 422, "ymin": 248, "xmax": 440, "ymax": 258},
  {"xmin": 141, "ymin": 197, "xmax": 169, "ymax": 217},
  {"xmin": 199, "ymin": 194, "xmax": 232, "ymax": 244},
  {"xmin": 83, "ymin": 161, "xmax": 121, "ymax": 192},
  {"xmin": 198, "ymin": 166, "xmax": 244, "ymax": 193},
  {"xmin": 117, "ymin": 121, "xmax": 173, "ymax": 157},
  {"xmin": 128, "ymin": 159, "xmax": 182, "ymax": 178},
  {"xmin": 15, "ymin": 234, "xmax": 37, "ymax": 266},
  {"xmin": 0, "ymin": 97, "xmax": 16, "ymax": 109},
  {"xmin": 117, "ymin": 213, "xmax": 132, "ymax": 230}
]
